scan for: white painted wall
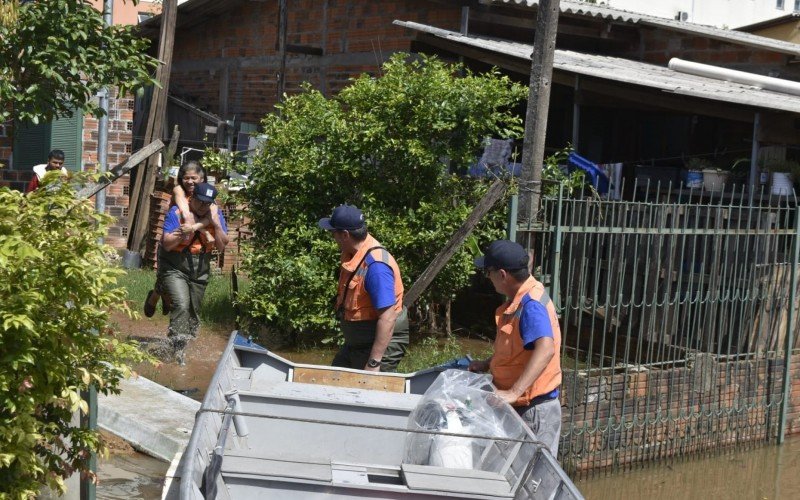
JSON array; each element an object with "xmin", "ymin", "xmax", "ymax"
[{"xmin": 604, "ymin": 0, "xmax": 798, "ymax": 29}]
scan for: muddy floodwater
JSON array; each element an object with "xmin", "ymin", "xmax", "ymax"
[
  {"xmin": 576, "ymin": 436, "xmax": 800, "ymax": 499},
  {"xmin": 97, "ymin": 452, "xmax": 168, "ymax": 499}
]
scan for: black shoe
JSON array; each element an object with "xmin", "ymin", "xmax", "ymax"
[
  {"xmin": 143, "ymin": 290, "xmax": 157, "ymax": 318},
  {"xmin": 161, "ymin": 295, "xmax": 171, "ymax": 315}
]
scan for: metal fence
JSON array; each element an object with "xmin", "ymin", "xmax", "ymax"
[{"xmin": 518, "ymin": 183, "xmax": 800, "ymax": 477}]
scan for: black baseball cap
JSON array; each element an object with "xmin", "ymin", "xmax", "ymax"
[
  {"xmin": 474, "ymin": 240, "xmax": 529, "ymax": 270},
  {"xmin": 194, "ymin": 183, "xmax": 218, "ymax": 203},
  {"xmin": 318, "ymin": 204, "xmax": 365, "ymax": 231}
]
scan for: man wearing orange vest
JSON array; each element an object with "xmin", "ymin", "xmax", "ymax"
[
  {"xmin": 158, "ymin": 182, "xmax": 229, "ymax": 364},
  {"xmin": 469, "ymin": 240, "xmax": 562, "ymax": 456},
  {"xmin": 319, "ymin": 204, "xmax": 409, "ymax": 372}
]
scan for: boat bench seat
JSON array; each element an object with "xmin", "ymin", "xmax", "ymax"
[
  {"xmin": 220, "ymin": 449, "xmax": 332, "ymax": 483},
  {"xmin": 401, "ymin": 463, "xmax": 514, "ymax": 498}
]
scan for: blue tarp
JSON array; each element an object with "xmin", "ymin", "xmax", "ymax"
[{"xmin": 567, "ymin": 152, "xmax": 609, "ymax": 194}]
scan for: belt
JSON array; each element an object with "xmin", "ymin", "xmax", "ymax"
[{"xmin": 530, "ymin": 392, "xmax": 558, "ymax": 406}]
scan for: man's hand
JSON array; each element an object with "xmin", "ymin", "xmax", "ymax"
[
  {"xmin": 179, "ymin": 224, "xmax": 196, "ymax": 237},
  {"xmin": 494, "ymin": 388, "xmax": 521, "ymax": 405},
  {"xmin": 468, "ymin": 359, "xmax": 490, "ymax": 373},
  {"xmin": 364, "ymin": 364, "xmax": 381, "ymax": 373}
]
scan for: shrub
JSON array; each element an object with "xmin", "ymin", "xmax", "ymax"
[
  {"xmin": 0, "ymin": 174, "xmax": 148, "ymax": 497},
  {"xmin": 240, "ymin": 54, "xmax": 527, "ymax": 338}
]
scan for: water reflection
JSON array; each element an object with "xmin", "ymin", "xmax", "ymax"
[{"xmin": 578, "ymin": 437, "xmax": 800, "ymax": 500}]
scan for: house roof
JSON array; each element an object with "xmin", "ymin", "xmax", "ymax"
[
  {"xmin": 492, "ymin": 0, "xmax": 800, "ymax": 57},
  {"xmin": 736, "ymin": 13, "xmax": 800, "ymax": 33},
  {"xmin": 395, "ymin": 20, "xmax": 800, "ymax": 115},
  {"xmin": 138, "ymin": 0, "xmax": 246, "ymax": 37}
]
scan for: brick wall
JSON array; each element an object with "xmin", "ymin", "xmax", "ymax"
[
  {"xmin": 561, "ymin": 350, "xmax": 800, "ymax": 475},
  {"xmin": 632, "ymin": 28, "xmax": 799, "ymax": 79},
  {"xmin": 0, "ymin": 89, "xmax": 134, "ymax": 249},
  {"xmin": 167, "ymin": 0, "xmax": 461, "ymax": 124}
]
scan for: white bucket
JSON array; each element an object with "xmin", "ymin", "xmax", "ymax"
[
  {"xmin": 770, "ymin": 172, "xmax": 793, "ymax": 196},
  {"xmin": 702, "ymin": 169, "xmax": 730, "ymax": 192}
]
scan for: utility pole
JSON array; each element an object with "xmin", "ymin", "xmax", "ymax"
[
  {"xmin": 518, "ymin": 0, "xmax": 561, "ymax": 239},
  {"xmin": 95, "ymin": 0, "xmax": 112, "ymax": 243},
  {"xmin": 80, "ymin": 2, "xmax": 112, "ymax": 499},
  {"xmin": 277, "ymin": 0, "xmax": 288, "ymax": 102}
]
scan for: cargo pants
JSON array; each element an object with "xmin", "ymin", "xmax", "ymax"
[
  {"xmin": 333, "ymin": 307, "xmax": 409, "ymax": 372},
  {"xmin": 157, "ymin": 246, "xmax": 211, "ymax": 358}
]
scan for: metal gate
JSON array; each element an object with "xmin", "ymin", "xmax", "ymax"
[{"xmin": 518, "ymin": 184, "xmax": 799, "ymax": 477}]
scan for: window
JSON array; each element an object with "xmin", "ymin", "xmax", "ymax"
[
  {"xmin": 777, "ymin": 0, "xmax": 785, "ymax": 10},
  {"xmin": 137, "ymin": 12, "xmax": 153, "ymax": 23},
  {"xmin": 795, "ymin": 0, "xmax": 800, "ymax": 11}
]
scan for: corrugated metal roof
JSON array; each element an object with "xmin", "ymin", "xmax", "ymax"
[
  {"xmin": 394, "ymin": 20, "xmax": 800, "ymax": 114},
  {"xmin": 494, "ymin": 0, "xmax": 800, "ymax": 57}
]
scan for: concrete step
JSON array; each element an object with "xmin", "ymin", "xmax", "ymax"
[{"xmin": 98, "ymin": 375, "xmax": 199, "ymax": 462}]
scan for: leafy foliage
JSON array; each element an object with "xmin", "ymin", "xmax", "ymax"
[
  {"xmin": 0, "ymin": 175, "xmax": 149, "ymax": 497},
  {"xmin": 541, "ymin": 144, "xmax": 586, "ymax": 197},
  {"xmin": 240, "ymin": 54, "xmax": 527, "ymax": 337},
  {"xmin": 0, "ymin": 0, "xmax": 158, "ymax": 124}
]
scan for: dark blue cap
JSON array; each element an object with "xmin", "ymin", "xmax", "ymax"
[
  {"xmin": 474, "ymin": 240, "xmax": 529, "ymax": 270},
  {"xmin": 318, "ymin": 204, "xmax": 365, "ymax": 231},
  {"xmin": 194, "ymin": 182, "xmax": 218, "ymax": 203}
]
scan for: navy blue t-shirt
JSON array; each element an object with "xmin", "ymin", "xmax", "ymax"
[
  {"xmin": 518, "ymin": 294, "xmax": 559, "ymax": 399},
  {"xmin": 163, "ymin": 206, "xmax": 228, "ymax": 238}
]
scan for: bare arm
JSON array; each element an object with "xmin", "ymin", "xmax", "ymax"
[
  {"xmin": 173, "ymin": 185, "xmax": 197, "ymax": 228},
  {"xmin": 162, "ymin": 226, "xmax": 186, "ymax": 252},
  {"xmin": 365, "ymin": 306, "xmax": 398, "ymax": 372},
  {"xmin": 495, "ymin": 337, "xmax": 555, "ymax": 405}
]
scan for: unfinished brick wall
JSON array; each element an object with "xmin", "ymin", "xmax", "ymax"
[
  {"xmin": 0, "ymin": 89, "xmax": 134, "ymax": 249},
  {"xmin": 631, "ymin": 28, "xmax": 799, "ymax": 79},
  {"xmin": 560, "ymin": 350, "xmax": 799, "ymax": 475},
  {"xmin": 167, "ymin": 0, "xmax": 461, "ymax": 124},
  {"xmin": 83, "ymin": 88, "xmax": 135, "ymax": 250}
]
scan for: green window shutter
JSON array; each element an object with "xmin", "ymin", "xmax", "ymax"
[
  {"xmin": 12, "ymin": 121, "xmax": 50, "ymax": 171},
  {"xmin": 13, "ymin": 109, "xmax": 83, "ymax": 172},
  {"xmin": 49, "ymin": 109, "xmax": 83, "ymax": 172}
]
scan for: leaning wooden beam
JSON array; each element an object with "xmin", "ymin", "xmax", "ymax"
[
  {"xmin": 403, "ymin": 179, "xmax": 507, "ymax": 307},
  {"xmin": 128, "ymin": 0, "xmax": 178, "ymax": 253},
  {"xmin": 76, "ymin": 140, "xmax": 165, "ymax": 199}
]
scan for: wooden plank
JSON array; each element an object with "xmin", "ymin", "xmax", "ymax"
[
  {"xmin": 292, "ymin": 367, "xmax": 406, "ymax": 393},
  {"xmin": 76, "ymin": 140, "xmax": 164, "ymax": 199},
  {"xmin": 404, "ymin": 179, "xmax": 507, "ymax": 307},
  {"xmin": 129, "ymin": 0, "xmax": 178, "ymax": 252}
]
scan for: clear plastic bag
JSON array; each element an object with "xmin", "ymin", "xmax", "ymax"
[{"xmin": 403, "ymin": 369, "xmax": 531, "ymax": 471}]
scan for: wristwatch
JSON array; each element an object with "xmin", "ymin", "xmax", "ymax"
[{"xmin": 367, "ymin": 358, "xmax": 381, "ymax": 368}]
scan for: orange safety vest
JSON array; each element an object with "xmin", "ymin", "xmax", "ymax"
[
  {"xmin": 335, "ymin": 234, "xmax": 404, "ymax": 322},
  {"xmin": 171, "ymin": 209, "xmax": 218, "ymax": 255},
  {"xmin": 490, "ymin": 276, "xmax": 562, "ymax": 407}
]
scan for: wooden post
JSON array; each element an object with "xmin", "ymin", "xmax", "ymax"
[
  {"xmin": 748, "ymin": 112, "xmax": 760, "ymax": 205},
  {"xmin": 128, "ymin": 0, "xmax": 178, "ymax": 253},
  {"xmin": 165, "ymin": 125, "xmax": 180, "ymax": 167},
  {"xmin": 403, "ymin": 179, "xmax": 507, "ymax": 307},
  {"xmin": 277, "ymin": 0, "xmax": 288, "ymax": 102},
  {"xmin": 518, "ymin": 0, "xmax": 561, "ymax": 238}
]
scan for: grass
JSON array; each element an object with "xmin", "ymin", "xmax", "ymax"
[
  {"xmin": 113, "ymin": 267, "xmax": 239, "ymax": 326},
  {"xmin": 397, "ymin": 335, "xmax": 494, "ymax": 373}
]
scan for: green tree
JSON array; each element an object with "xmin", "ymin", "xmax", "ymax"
[
  {"xmin": 0, "ymin": 176, "xmax": 149, "ymax": 497},
  {"xmin": 240, "ymin": 54, "xmax": 526, "ymax": 339},
  {"xmin": 0, "ymin": 0, "xmax": 158, "ymax": 124}
]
